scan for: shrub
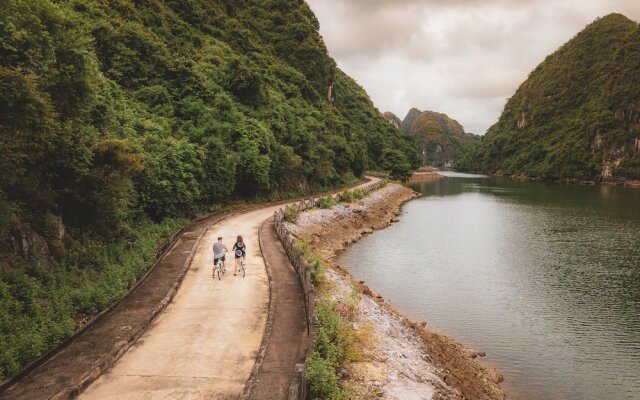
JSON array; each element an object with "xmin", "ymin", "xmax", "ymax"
[
  {"xmin": 340, "ymin": 189, "xmax": 365, "ymax": 203},
  {"xmin": 295, "ymin": 239, "xmax": 327, "ymax": 286},
  {"xmin": 305, "ymin": 351, "xmax": 348, "ymax": 400},
  {"xmin": 283, "ymin": 206, "xmax": 299, "ymax": 223},
  {"xmin": 318, "ymin": 195, "xmax": 337, "ymax": 209}
]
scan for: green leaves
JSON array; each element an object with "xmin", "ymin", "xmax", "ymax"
[
  {"xmin": 459, "ymin": 14, "xmax": 640, "ymax": 180},
  {"xmin": 381, "ymin": 147, "xmax": 413, "ymax": 180},
  {"xmin": 0, "ymin": 0, "xmax": 422, "ymax": 379},
  {"xmin": 136, "ymin": 136, "xmax": 202, "ymax": 220}
]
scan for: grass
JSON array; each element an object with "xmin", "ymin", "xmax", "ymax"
[
  {"xmin": 297, "ymin": 242, "xmax": 377, "ymax": 399},
  {"xmin": 339, "ymin": 189, "xmax": 365, "ymax": 203},
  {"xmin": 0, "ymin": 217, "xmax": 183, "ymax": 379},
  {"xmin": 318, "ymin": 195, "xmax": 337, "ymax": 209},
  {"xmin": 283, "ymin": 206, "xmax": 299, "ymax": 223}
]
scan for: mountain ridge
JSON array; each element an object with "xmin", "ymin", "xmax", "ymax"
[
  {"xmin": 384, "ymin": 108, "xmax": 480, "ymax": 167},
  {"xmin": 457, "ymin": 13, "xmax": 640, "ymax": 180}
]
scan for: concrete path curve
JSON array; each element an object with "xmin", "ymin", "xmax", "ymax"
[
  {"xmin": 80, "ymin": 205, "xmax": 280, "ymax": 400},
  {"xmin": 80, "ymin": 178, "xmax": 380, "ymax": 400}
]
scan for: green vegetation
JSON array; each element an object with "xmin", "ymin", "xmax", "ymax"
[
  {"xmin": 386, "ymin": 109, "xmax": 480, "ymax": 168},
  {"xmin": 297, "ymin": 240, "xmax": 367, "ymax": 399},
  {"xmin": 283, "ymin": 206, "xmax": 299, "ymax": 224},
  {"xmin": 339, "ymin": 189, "xmax": 365, "ymax": 203},
  {"xmin": 457, "ymin": 14, "xmax": 640, "ymax": 180},
  {"xmin": 295, "ymin": 239, "xmax": 326, "ymax": 286},
  {"xmin": 0, "ymin": 218, "xmax": 182, "ymax": 378},
  {"xmin": 318, "ymin": 195, "xmax": 338, "ymax": 209},
  {"xmin": 0, "ymin": 0, "xmax": 419, "ymax": 379}
]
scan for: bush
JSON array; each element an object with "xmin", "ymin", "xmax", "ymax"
[
  {"xmin": 283, "ymin": 206, "xmax": 299, "ymax": 223},
  {"xmin": 339, "ymin": 189, "xmax": 365, "ymax": 203},
  {"xmin": 295, "ymin": 239, "xmax": 327, "ymax": 286},
  {"xmin": 305, "ymin": 351, "xmax": 348, "ymax": 400},
  {"xmin": 318, "ymin": 195, "xmax": 337, "ymax": 209}
]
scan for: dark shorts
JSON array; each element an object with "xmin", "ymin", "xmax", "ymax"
[{"xmin": 214, "ymin": 255, "xmax": 225, "ymax": 265}]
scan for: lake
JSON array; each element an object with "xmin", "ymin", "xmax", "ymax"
[{"xmin": 339, "ymin": 171, "xmax": 640, "ymax": 399}]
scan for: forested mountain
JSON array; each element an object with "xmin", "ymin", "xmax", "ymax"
[
  {"xmin": 385, "ymin": 108, "xmax": 480, "ymax": 167},
  {"xmin": 0, "ymin": 0, "xmax": 418, "ymax": 378},
  {"xmin": 457, "ymin": 13, "xmax": 640, "ymax": 180}
]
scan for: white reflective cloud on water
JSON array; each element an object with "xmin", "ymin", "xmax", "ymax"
[{"xmin": 306, "ymin": 0, "xmax": 640, "ymax": 134}]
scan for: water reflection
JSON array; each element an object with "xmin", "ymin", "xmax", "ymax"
[{"xmin": 339, "ymin": 172, "xmax": 640, "ymax": 400}]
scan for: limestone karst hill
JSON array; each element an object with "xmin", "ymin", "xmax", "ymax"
[
  {"xmin": 458, "ymin": 13, "xmax": 640, "ymax": 180},
  {"xmin": 385, "ymin": 108, "xmax": 480, "ymax": 167}
]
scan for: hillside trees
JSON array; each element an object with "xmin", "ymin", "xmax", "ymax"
[
  {"xmin": 0, "ymin": 0, "xmax": 419, "ymax": 378},
  {"xmin": 458, "ymin": 14, "xmax": 640, "ymax": 180}
]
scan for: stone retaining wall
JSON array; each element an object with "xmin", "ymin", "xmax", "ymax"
[{"xmin": 273, "ymin": 181, "xmax": 385, "ymax": 400}]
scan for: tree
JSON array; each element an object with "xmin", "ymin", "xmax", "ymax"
[{"xmin": 381, "ymin": 148, "xmax": 412, "ymax": 180}]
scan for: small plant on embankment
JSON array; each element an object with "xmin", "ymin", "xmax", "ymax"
[
  {"xmin": 283, "ymin": 206, "xmax": 299, "ymax": 223},
  {"xmin": 339, "ymin": 189, "xmax": 365, "ymax": 203},
  {"xmin": 318, "ymin": 195, "xmax": 337, "ymax": 209},
  {"xmin": 296, "ymin": 240, "xmax": 373, "ymax": 399}
]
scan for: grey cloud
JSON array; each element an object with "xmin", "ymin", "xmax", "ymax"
[{"xmin": 307, "ymin": 0, "xmax": 640, "ymax": 134}]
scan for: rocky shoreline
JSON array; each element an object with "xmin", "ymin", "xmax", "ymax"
[
  {"xmin": 285, "ymin": 183, "xmax": 505, "ymax": 400},
  {"xmin": 478, "ymin": 171, "xmax": 640, "ymax": 188}
]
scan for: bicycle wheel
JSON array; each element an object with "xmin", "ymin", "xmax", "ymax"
[
  {"xmin": 241, "ymin": 260, "xmax": 246, "ymax": 278},
  {"xmin": 217, "ymin": 263, "xmax": 222, "ymax": 280}
]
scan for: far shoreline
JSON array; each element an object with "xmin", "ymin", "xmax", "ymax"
[{"xmin": 454, "ymin": 168, "xmax": 640, "ymax": 188}]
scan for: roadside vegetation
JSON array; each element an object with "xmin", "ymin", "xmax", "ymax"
[
  {"xmin": 0, "ymin": 218, "xmax": 182, "ymax": 378},
  {"xmin": 339, "ymin": 189, "xmax": 365, "ymax": 203},
  {"xmin": 318, "ymin": 195, "xmax": 338, "ymax": 209},
  {"xmin": 296, "ymin": 240, "xmax": 371, "ymax": 399},
  {"xmin": 0, "ymin": 0, "xmax": 419, "ymax": 379}
]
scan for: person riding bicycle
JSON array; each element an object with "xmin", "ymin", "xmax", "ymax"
[
  {"xmin": 233, "ymin": 235, "xmax": 246, "ymax": 276},
  {"xmin": 212, "ymin": 236, "xmax": 228, "ymax": 276}
]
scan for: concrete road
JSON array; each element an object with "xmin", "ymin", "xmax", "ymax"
[
  {"xmin": 81, "ymin": 178, "xmax": 379, "ymax": 400},
  {"xmin": 81, "ymin": 205, "xmax": 280, "ymax": 400}
]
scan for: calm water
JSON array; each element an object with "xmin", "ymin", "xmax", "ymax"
[{"xmin": 339, "ymin": 172, "xmax": 640, "ymax": 400}]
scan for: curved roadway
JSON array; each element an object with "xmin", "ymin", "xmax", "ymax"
[
  {"xmin": 80, "ymin": 205, "xmax": 278, "ymax": 399},
  {"xmin": 80, "ymin": 178, "xmax": 378, "ymax": 399}
]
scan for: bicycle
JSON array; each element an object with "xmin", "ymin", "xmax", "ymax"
[
  {"xmin": 214, "ymin": 257, "xmax": 226, "ymax": 280},
  {"xmin": 237, "ymin": 255, "xmax": 246, "ymax": 278}
]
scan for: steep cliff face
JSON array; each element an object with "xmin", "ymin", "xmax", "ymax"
[
  {"xmin": 397, "ymin": 108, "xmax": 480, "ymax": 167},
  {"xmin": 402, "ymin": 107, "xmax": 423, "ymax": 133},
  {"xmin": 383, "ymin": 111, "xmax": 402, "ymax": 128},
  {"xmin": 458, "ymin": 13, "xmax": 640, "ymax": 180}
]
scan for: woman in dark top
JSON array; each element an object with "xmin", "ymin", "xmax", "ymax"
[{"xmin": 233, "ymin": 235, "xmax": 246, "ymax": 276}]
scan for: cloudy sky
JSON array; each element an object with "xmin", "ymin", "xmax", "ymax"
[{"xmin": 306, "ymin": 0, "xmax": 640, "ymax": 134}]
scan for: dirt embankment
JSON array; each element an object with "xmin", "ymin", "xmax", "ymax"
[
  {"xmin": 286, "ymin": 183, "xmax": 506, "ymax": 400},
  {"xmin": 408, "ymin": 167, "xmax": 444, "ymax": 183}
]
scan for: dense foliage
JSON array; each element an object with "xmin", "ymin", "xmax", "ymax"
[
  {"xmin": 385, "ymin": 109, "xmax": 480, "ymax": 167},
  {"xmin": 0, "ymin": 0, "xmax": 419, "ymax": 379},
  {"xmin": 457, "ymin": 14, "xmax": 640, "ymax": 180},
  {"xmin": 296, "ymin": 239, "xmax": 365, "ymax": 399}
]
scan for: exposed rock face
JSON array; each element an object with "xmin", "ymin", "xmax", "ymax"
[
  {"xmin": 517, "ymin": 111, "xmax": 528, "ymax": 129},
  {"xmin": 402, "ymin": 108, "xmax": 423, "ymax": 133},
  {"xmin": 382, "ymin": 112, "xmax": 402, "ymax": 129},
  {"xmin": 11, "ymin": 225, "xmax": 50, "ymax": 262}
]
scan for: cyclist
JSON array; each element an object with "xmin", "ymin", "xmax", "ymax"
[
  {"xmin": 212, "ymin": 236, "xmax": 228, "ymax": 277},
  {"xmin": 233, "ymin": 235, "xmax": 246, "ymax": 276}
]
